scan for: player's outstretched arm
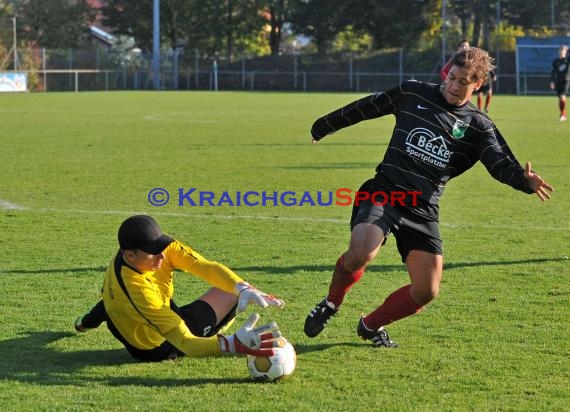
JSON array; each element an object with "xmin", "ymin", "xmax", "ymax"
[
  {"xmin": 524, "ymin": 161, "xmax": 554, "ymax": 201},
  {"xmin": 218, "ymin": 313, "xmax": 282, "ymax": 356}
]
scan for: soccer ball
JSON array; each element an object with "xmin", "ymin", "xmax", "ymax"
[{"xmin": 246, "ymin": 338, "xmax": 297, "ymax": 382}]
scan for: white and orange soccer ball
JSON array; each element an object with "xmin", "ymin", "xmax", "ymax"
[{"xmin": 247, "ymin": 338, "xmax": 297, "ymax": 382}]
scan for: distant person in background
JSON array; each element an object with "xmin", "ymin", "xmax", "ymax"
[
  {"xmin": 477, "ymin": 69, "xmax": 497, "ymax": 113},
  {"xmin": 440, "ymin": 39, "xmax": 470, "ymax": 81},
  {"xmin": 550, "ymin": 45, "xmax": 569, "ymax": 121}
]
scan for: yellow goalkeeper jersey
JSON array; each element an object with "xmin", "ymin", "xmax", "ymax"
[{"xmin": 101, "ymin": 240, "xmax": 244, "ymax": 357}]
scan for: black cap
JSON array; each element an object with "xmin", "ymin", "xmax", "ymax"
[{"xmin": 118, "ymin": 215, "xmax": 174, "ymax": 255}]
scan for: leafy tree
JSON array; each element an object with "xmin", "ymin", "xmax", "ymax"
[
  {"xmin": 0, "ymin": 1, "xmax": 12, "ymax": 17},
  {"xmin": 228, "ymin": 1, "xmax": 266, "ymax": 58},
  {"xmin": 492, "ymin": 21, "xmax": 525, "ymax": 51},
  {"xmin": 289, "ymin": 0, "xmax": 347, "ymax": 53},
  {"xmin": 358, "ymin": 0, "xmax": 435, "ymax": 50},
  {"xmin": 185, "ymin": 0, "xmax": 261, "ymax": 60},
  {"xmin": 101, "ymin": 0, "xmax": 193, "ymax": 52},
  {"xmin": 101, "ymin": 1, "xmax": 154, "ymax": 51},
  {"xmin": 161, "ymin": 0, "xmax": 193, "ymax": 51},
  {"xmin": 332, "ymin": 25, "xmax": 373, "ymax": 54},
  {"xmin": 102, "ymin": 0, "xmax": 263, "ymax": 61},
  {"xmin": 0, "ymin": 1, "xmax": 14, "ymax": 61},
  {"xmin": 257, "ymin": 0, "xmax": 295, "ymax": 56},
  {"xmin": 291, "ymin": 0, "xmax": 436, "ymax": 53},
  {"xmin": 501, "ymin": 0, "xmax": 553, "ymax": 29},
  {"xmin": 447, "ymin": 0, "xmax": 570, "ymax": 48},
  {"xmin": 417, "ymin": 0, "xmax": 446, "ymax": 50},
  {"xmin": 13, "ymin": 0, "xmax": 95, "ymax": 48}
]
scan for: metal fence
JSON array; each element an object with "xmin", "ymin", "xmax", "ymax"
[
  {"xmin": 37, "ymin": 68, "xmax": 548, "ymax": 97},
  {"xmin": 7, "ymin": 47, "xmax": 554, "ymax": 94}
]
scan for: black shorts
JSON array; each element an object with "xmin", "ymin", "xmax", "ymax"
[
  {"xmin": 350, "ymin": 180, "xmax": 443, "ymax": 263},
  {"xmin": 108, "ymin": 299, "xmax": 232, "ymax": 363},
  {"xmin": 478, "ymin": 83, "xmax": 492, "ymax": 94},
  {"xmin": 555, "ymin": 80, "xmax": 569, "ymax": 96}
]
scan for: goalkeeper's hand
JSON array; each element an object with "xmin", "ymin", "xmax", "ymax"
[
  {"xmin": 217, "ymin": 313, "xmax": 282, "ymax": 356},
  {"xmin": 236, "ymin": 282, "xmax": 285, "ymax": 313}
]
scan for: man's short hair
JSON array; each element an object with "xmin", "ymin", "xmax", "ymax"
[{"xmin": 452, "ymin": 47, "xmax": 496, "ymax": 83}]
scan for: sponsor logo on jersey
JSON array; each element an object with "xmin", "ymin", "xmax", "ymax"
[
  {"xmin": 405, "ymin": 127, "xmax": 451, "ymax": 168},
  {"xmin": 452, "ymin": 119, "xmax": 468, "ymax": 139}
]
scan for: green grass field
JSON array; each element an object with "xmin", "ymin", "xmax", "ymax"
[{"xmin": 0, "ymin": 91, "xmax": 568, "ymax": 411}]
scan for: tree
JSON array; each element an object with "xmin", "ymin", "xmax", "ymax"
[
  {"xmin": 101, "ymin": 0, "xmax": 154, "ymax": 51},
  {"xmin": 101, "ymin": 0, "xmax": 193, "ymax": 52},
  {"xmin": 501, "ymin": 0, "xmax": 553, "ymax": 29},
  {"xmin": 332, "ymin": 25, "xmax": 373, "ymax": 54},
  {"xmin": 290, "ymin": 0, "xmax": 437, "ymax": 53},
  {"xmin": 357, "ymin": 0, "xmax": 435, "ymax": 50},
  {"xmin": 0, "ymin": 1, "xmax": 12, "ymax": 17},
  {"xmin": 447, "ymin": 0, "xmax": 570, "ymax": 48},
  {"xmin": 259, "ymin": 0, "xmax": 294, "ymax": 56},
  {"xmin": 14, "ymin": 0, "xmax": 95, "ymax": 48},
  {"xmin": 102, "ymin": 0, "xmax": 264, "ymax": 60},
  {"xmin": 289, "ymin": 0, "xmax": 347, "ymax": 53},
  {"xmin": 220, "ymin": 0, "xmax": 262, "ymax": 60},
  {"xmin": 161, "ymin": 0, "xmax": 193, "ymax": 51}
]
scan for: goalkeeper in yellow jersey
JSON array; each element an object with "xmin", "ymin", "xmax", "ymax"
[{"xmin": 74, "ymin": 215, "xmax": 284, "ymax": 362}]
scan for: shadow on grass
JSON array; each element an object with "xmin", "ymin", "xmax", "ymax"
[
  {"xmin": 0, "ymin": 331, "xmax": 124, "ymax": 382},
  {"xmin": 294, "ymin": 342, "xmax": 363, "ymax": 355},
  {"xmin": 3, "ymin": 257, "xmax": 564, "ymax": 278},
  {"xmin": 442, "ymin": 257, "xmax": 568, "ymax": 271},
  {"xmin": 0, "ymin": 331, "xmax": 368, "ymax": 388},
  {"xmin": 3, "ymin": 267, "xmax": 106, "ymax": 275},
  {"xmin": 0, "ymin": 331, "xmax": 246, "ymax": 387},
  {"xmin": 234, "ymin": 257, "xmax": 567, "ymax": 275},
  {"xmin": 280, "ymin": 162, "xmax": 373, "ymax": 170}
]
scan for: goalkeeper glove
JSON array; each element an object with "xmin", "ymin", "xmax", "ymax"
[
  {"xmin": 236, "ymin": 282, "xmax": 285, "ymax": 313},
  {"xmin": 217, "ymin": 313, "xmax": 281, "ymax": 356}
]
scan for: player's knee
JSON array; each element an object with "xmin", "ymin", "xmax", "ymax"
[
  {"xmin": 411, "ymin": 285, "xmax": 439, "ymax": 306},
  {"xmin": 343, "ymin": 249, "xmax": 374, "ymax": 271}
]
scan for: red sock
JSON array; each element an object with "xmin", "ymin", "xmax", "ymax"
[
  {"xmin": 326, "ymin": 255, "xmax": 364, "ymax": 308},
  {"xmin": 477, "ymin": 95, "xmax": 483, "ymax": 109},
  {"xmin": 485, "ymin": 94, "xmax": 491, "ymax": 110},
  {"xmin": 362, "ymin": 284, "xmax": 423, "ymax": 329},
  {"xmin": 560, "ymin": 101, "xmax": 566, "ymax": 116}
]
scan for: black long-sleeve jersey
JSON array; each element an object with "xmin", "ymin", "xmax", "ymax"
[
  {"xmin": 311, "ymin": 80, "xmax": 533, "ymax": 220},
  {"xmin": 550, "ymin": 57, "xmax": 570, "ymax": 83}
]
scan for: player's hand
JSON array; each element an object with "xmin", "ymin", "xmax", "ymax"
[
  {"xmin": 236, "ymin": 282, "xmax": 285, "ymax": 313},
  {"xmin": 549, "ymin": 82, "xmax": 555, "ymax": 90},
  {"xmin": 217, "ymin": 313, "xmax": 282, "ymax": 356},
  {"xmin": 524, "ymin": 161, "xmax": 554, "ymax": 201}
]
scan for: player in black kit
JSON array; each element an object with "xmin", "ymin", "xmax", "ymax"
[
  {"xmin": 550, "ymin": 45, "xmax": 569, "ymax": 121},
  {"xmin": 304, "ymin": 47, "xmax": 554, "ymax": 347}
]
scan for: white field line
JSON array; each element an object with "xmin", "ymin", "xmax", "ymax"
[
  {"xmin": 0, "ymin": 199, "xmax": 27, "ymax": 210},
  {"xmin": 1, "ymin": 204, "xmax": 569, "ymax": 231},
  {"xmin": 28, "ymin": 207, "xmax": 347, "ymax": 224},
  {"xmin": 143, "ymin": 113, "xmax": 217, "ymax": 123}
]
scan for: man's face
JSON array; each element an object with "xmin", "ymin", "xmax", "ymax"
[
  {"xmin": 125, "ymin": 249, "xmax": 165, "ymax": 272},
  {"xmin": 442, "ymin": 66, "xmax": 484, "ymax": 106},
  {"xmin": 560, "ymin": 47, "xmax": 568, "ymax": 58}
]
